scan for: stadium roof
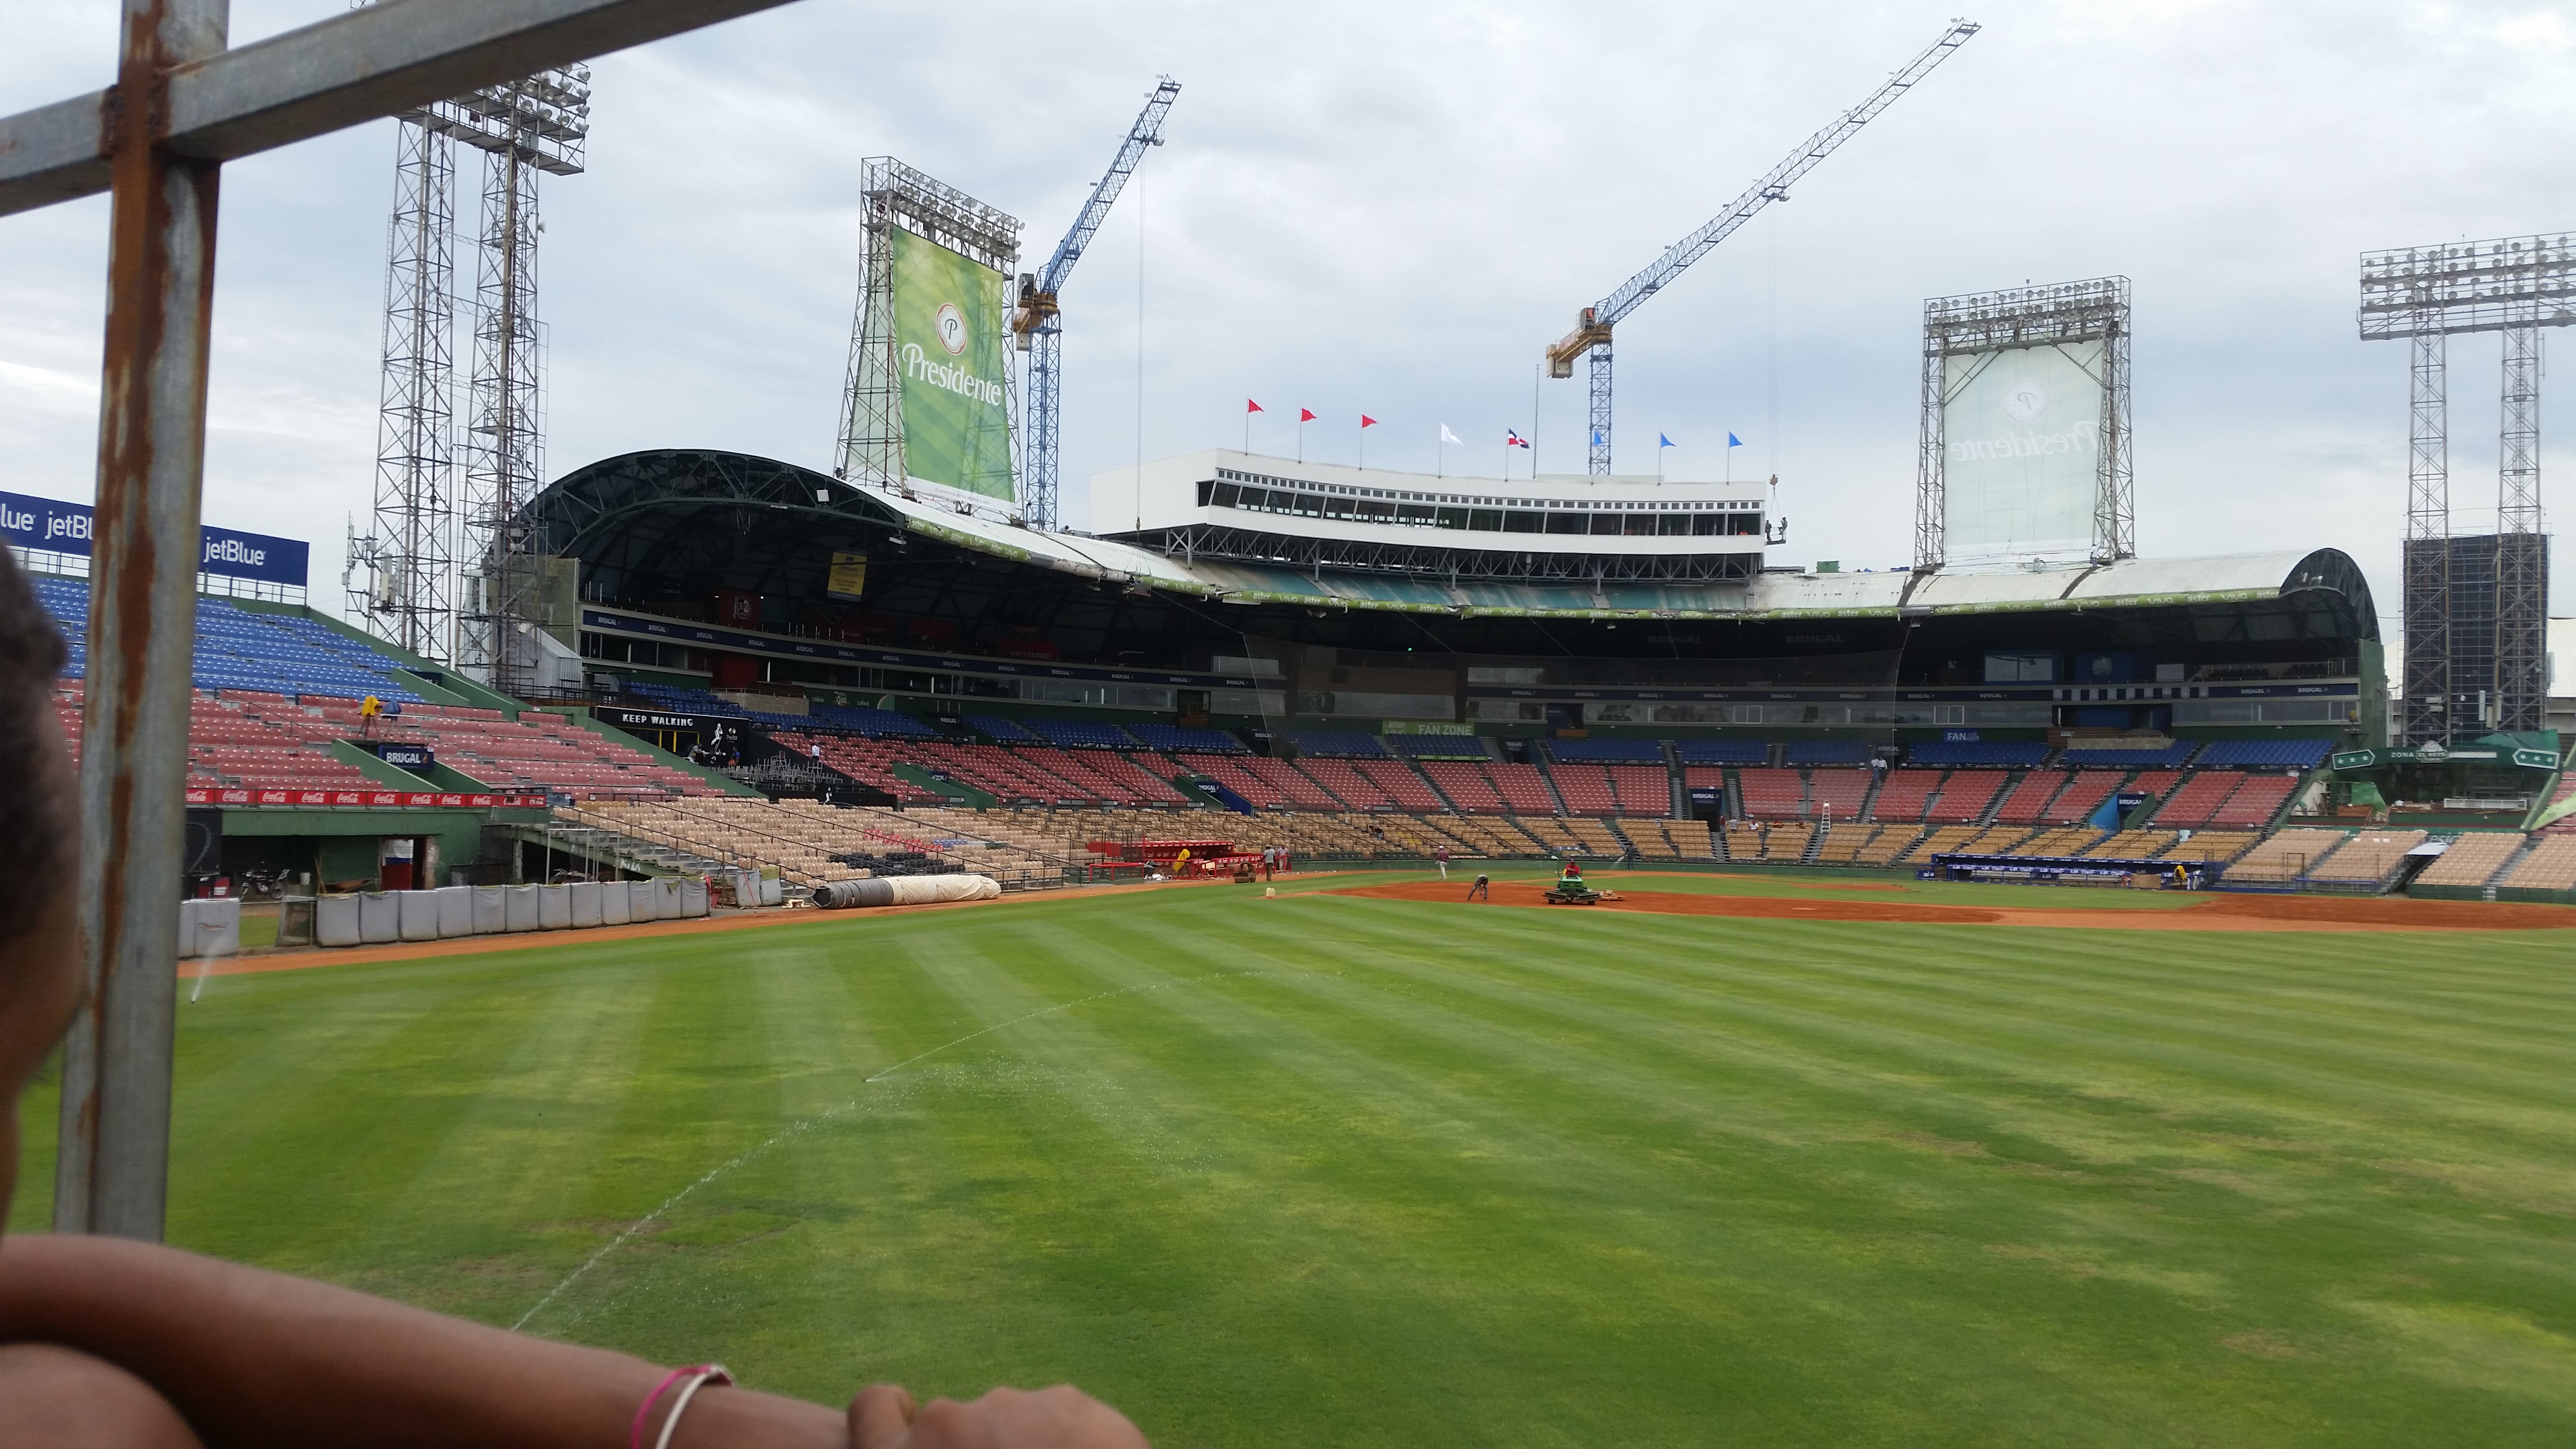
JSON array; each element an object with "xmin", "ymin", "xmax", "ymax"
[{"xmin": 534, "ymin": 450, "xmax": 2375, "ymax": 639}]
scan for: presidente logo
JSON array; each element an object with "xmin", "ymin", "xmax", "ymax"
[
  {"xmin": 2001, "ymin": 376, "xmax": 2050, "ymax": 423},
  {"xmin": 1949, "ymin": 416, "xmax": 2099, "ymax": 464},
  {"xmin": 901, "ymin": 342, "xmax": 1003, "ymax": 407},
  {"xmin": 934, "ymin": 301, "xmax": 968, "ymax": 355}
]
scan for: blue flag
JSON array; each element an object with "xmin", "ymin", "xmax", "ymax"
[
  {"xmin": 1727, "ymin": 433, "xmax": 1743, "ymax": 448},
  {"xmin": 1658, "ymin": 433, "xmax": 1674, "ymax": 448},
  {"xmin": 1591, "ymin": 430, "xmax": 1605, "ymax": 446}
]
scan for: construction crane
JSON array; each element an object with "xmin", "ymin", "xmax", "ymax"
[
  {"xmin": 1546, "ymin": 20, "xmax": 1979, "ymax": 474},
  {"xmin": 1012, "ymin": 77, "xmax": 1182, "ymax": 528}
]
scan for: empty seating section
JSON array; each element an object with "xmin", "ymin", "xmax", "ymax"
[
  {"xmin": 2498, "ymin": 836, "xmax": 2576, "ymax": 890},
  {"xmin": 1546, "ymin": 762, "xmax": 1619, "ymax": 815},
  {"xmin": 1025, "ymin": 718, "xmax": 1139, "ymax": 749},
  {"xmin": 2061, "ymin": 741, "xmax": 2197, "ymax": 769},
  {"xmin": 806, "ymin": 705, "xmax": 937, "ymax": 736},
  {"xmin": 1996, "ymin": 771, "xmax": 2072, "ymax": 823},
  {"xmin": 1239, "ymin": 757, "xmax": 1341, "ymax": 809},
  {"xmin": 2044, "ymin": 772, "xmax": 2123, "ymax": 824},
  {"xmin": 2192, "ymin": 740, "xmax": 2329, "ymax": 769},
  {"xmin": 1130, "ymin": 723, "xmax": 1243, "ymax": 752},
  {"xmin": 1870, "ymin": 770, "xmax": 1941, "ymax": 822},
  {"xmin": 1295, "ymin": 757, "xmax": 1393, "ymax": 809},
  {"xmin": 625, "ymin": 682, "xmax": 747, "ymax": 717},
  {"xmin": 2161, "ymin": 832, "xmax": 2260, "ymax": 864},
  {"xmin": 1720, "ymin": 821, "xmax": 1763, "ymax": 860},
  {"xmin": 964, "ymin": 715, "xmax": 1042, "ymax": 742},
  {"xmin": 2127, "ymin": 771, "xmax": 2185, "ymax": 804},
  {"xmin": 2413, "ymin": 833, "xmax": 2526, "ymax": 887},
  {"xmin": 1607, "ymin": 765, "xmax": 1673, "ymax": 817},
  {"xmin": 1624, "ymin": 818, "xmax": 1714, "ymax": 859},
  {"xmin": 1811, "ymin": 823, "xmax": 1888, "ymax": 864},
  {"xmin": 2305, "ymin": 831, "xmax": 2426, "ymax": 884},
  {"xmin": 1486, "ymin": 762, "xmax": 1560, "ymax": 814},
  {"xmin": 1287, "ymin": 731, "xmax": 1389, "ymax": 757},
  {"xmin": 1895, "ymin": 825, "xmax": 1982, "ymax": 865},
  {"xmin": 2083, "ymin": 830, "xmax": 2178, "ymax": 859},
  {"xmin": 777, "ymin": 733, "xmax": 945, "ymax": 805},
  {"xmin": 395, "ymin": 708, "xmax": 721, "ymax": 796},
  {"xmin": 2149, "ymin": 771, "xmax": 2245, "ymax": 827},
  {"xmin": 1547, "ymin": 738, "xmax": 1665, "ymax": 763},
  {"xmin": 35, "ymin": 577, "xmax": 424, "ymax": 701},
  {"xmin": 1757, "ymin": 821, "xmax": 1815, "ymax": 861},
  {"xmin": 1736, "ymin": 767, "xmax": 1807, "ymax": 820},
  {"xmin": 566, "ymin": 798, "xmax": 1065, "ymax": 890},
  {"xmin": 1804, "ymin": 768, "xmax": 1871, "ymax": 821},
  {"xmin": 1354, "ymin": 758, "xmax": 1445, "ymax": 812},
  {"xmin": 1419, "ymin": 760, "xmax": 1506, "ymax": 812},
  {"xmin": 1784, "ymin": 741, "xmax": 1872, "ymax": 766},
  {"xmin": 2015, "ymin": 827, "xmax": 2103, "ymax": 856},
  {"xmin": 1908, "ymin": 741, "xmax": 2050, "ymax": 768},
  {"xmin": 2208, "ymin": 775, "xmax": 2297, "ymax": 827},
  {"xmin": 2226, "ymin": 829, "xmax": 2348, "ymax": 883},
  {"xmin": 1926, "ymin": 770, "xmax": 2007, "ymax": 824},
  {"xmin": 1385, "ymin": 735, "xmax": 1490, "ymax": 758},
  {"xmin": 1680, "ymin": 766, "xmax": 1729, "ymax": 802},
  {"xmin": 182, "ymin": 694, "xmax": 377, "ymax": 790},
  {"xmin": 2539, "ymin": 778, "xmax": 2576, "ymax": 835},
  {"xmin": 1675, "ymin": 740, "xmax": 1768, "ymax": 765},
  {"xmin": 1177, "ymin": 753, "xmax": 1287, "ymax": 807}
]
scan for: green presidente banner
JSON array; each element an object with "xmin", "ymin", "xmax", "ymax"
[{"xmin": 892, "ymin": 227, "xmax": 1014, "ymax": 502}]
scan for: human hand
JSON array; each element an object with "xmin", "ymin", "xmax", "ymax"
[{"xmin": 848, "ymin": 1384, "xmax": 1147, "ymax": 1449}]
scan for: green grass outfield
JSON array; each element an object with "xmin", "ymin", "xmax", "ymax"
[{"xmin": 14, "ymin": 871, "xmax": 2576, "ymax": 1444}]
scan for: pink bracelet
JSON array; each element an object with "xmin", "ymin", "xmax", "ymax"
[{"xmin": 632, "ymin": 1364, "xmax": 732, "ymax": 1449}]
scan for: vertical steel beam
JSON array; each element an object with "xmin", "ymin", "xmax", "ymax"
[
  {"xmin": 1914, "ymin": 325, "xmax": 1945, "ymax": 572},
  {"xmin": 55, "ymin": 0, "xmax": 230, "ymax": 1240},
  {"xmin": 1585, "ymin": 342, "xmax": 1613, "ymax": 475},
  {"xmin": 1025, "ymin": 322, "xmax": 1063, "ymax": 527},
  {"xmin": 2400, "ymin": 325, "xmax": 2448, "ymax": 744},
  {"xmin": 2494, "ymin": 320, "xmax": 2544, "ymax": 732}
]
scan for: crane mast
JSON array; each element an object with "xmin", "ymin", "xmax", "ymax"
[
  {"xmin": 1546, "ymin": 20, "xmax": 1978, "ymax": 474},
  {"xmin": 1012, "ymin": 77, "xmax": 1181, "ymax": 528}
]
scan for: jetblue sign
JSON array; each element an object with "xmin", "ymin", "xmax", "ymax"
[{"xmin": 0, "ymin": 489, "xmax": 309, "ymax": 587}]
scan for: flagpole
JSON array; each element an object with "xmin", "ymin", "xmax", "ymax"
[
  {"xmin": 1531, "ymin": 364, "xmax": 1540, "ymax": 479},
  {"xmin": 1243, "ymin": 403, "xmax": 1251, "ymax": 454}
]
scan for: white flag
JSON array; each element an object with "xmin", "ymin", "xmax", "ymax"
[{"xmin": 1439, "ymin": 424, "xmax": 1462, "ymax": 445}]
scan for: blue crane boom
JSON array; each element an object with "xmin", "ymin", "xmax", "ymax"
[
  {"xmin": 1546, "ymin": 20, "xmax": 1979, "ymax": 474},
  {"xmin": 1013, "ymin": 76, "xmax": 1181, "ymax": 527}
]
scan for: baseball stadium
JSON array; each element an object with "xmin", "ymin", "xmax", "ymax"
[{"xmin": 5, "ymin": 15, "xmax": 2576, "ymax": 1447}]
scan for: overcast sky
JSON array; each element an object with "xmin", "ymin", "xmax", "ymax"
[{"xmin": 5, "ymin": 0, "xmax": 2572, "ymax": 638}]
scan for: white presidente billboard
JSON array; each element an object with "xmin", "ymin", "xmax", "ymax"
[{"xmin": 1941, "ymin": 340, "xmax": 2105, "ymax": 564}]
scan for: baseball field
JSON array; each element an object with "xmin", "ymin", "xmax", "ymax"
[{"xmin": 13, "ymin": 869, "xmax": 2576, "ymax": 1444}]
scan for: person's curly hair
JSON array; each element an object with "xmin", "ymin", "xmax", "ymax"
[{"xmin": 0, "ymin": 545, "xmax": 74, "ymax": 943}]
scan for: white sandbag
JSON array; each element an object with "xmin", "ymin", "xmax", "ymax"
[
  {"xmin": 433, "ymin": 885, "xmax": 473, "ymax": 938},
  {"xmin": 680, "ymin": 878, "xmax": 708, "ymax": 918},
  {"xmin": 315, "ymin": 893, "xmax": 362, "ymax": 948},
  {"xmin": 397, "ymin": 890, "xmax": 440, "ymax": 942},
  {"xmin": 539, "ymin": 884, "xmax": 572, "ymax": 931},
  {"xmin": 628, "ymin": 880, "xmax": 657, "ymax": 921},
  {"xmin": 358, "ymin": 891, "xmax": 401, "ymax": 944},
  {"xmin": 652, "ymin": 877, "xmax": 684, "ymax": 920},
  {"xmin": 176, "ymin": 899, "xmax": 201, "ymax": 959},
  {"xmin": 736, "ymin": 869, "xmax": 761, "ymax": 908},
  {"xmin": 504, "ymin": 884, "xmax": 542, "ymax": 933},
  {"xmin": 599, "ymin": 880, "xmax": 631, "ymax": 926},
  {"xmin": 758, "ymin": 874, "xmax": 783, "ymax": 906},
  {"xmin": 471, "ymin": 885, "xmax": 508, "ymax": 934},
  {"xmin": 567, "ymin": 880, "xmax": 603, "ymax": 929}
]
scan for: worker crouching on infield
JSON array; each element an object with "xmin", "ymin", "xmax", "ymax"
[{"xmin": 1468, "ymin": 872, "xmax": 1491, "ymax": 901}]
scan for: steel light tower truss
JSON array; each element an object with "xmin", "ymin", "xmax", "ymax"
[
  {"xmin": 351, "ymin": 112, "xmax": 459, "ymax": 662},
  {"xmin": 836, "ymin": 158, "xmax": 1023, "ymax": 509},
  {"xmin": 2360, "ymin": 231, "xmax": 2573, "ymax": 739},
  {"xmin": 1545, "ymin": 19, "xmax": 1978, "ymax": 474},
  {"xmin": 1010, "ymin": 78, "xmax": 1179, "ymax": 531},
  {"xmin": 1913, "ymin": 276, "xmax": 2133, "ymax": 571},
  {"xmin": 451, "ymin": 67, "xmax": 590, "ymax": 695}
]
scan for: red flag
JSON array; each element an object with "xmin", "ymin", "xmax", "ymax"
[
  {"xmin": 1246, "ymin": 399, "xmax": 1263, "ymax": 414},
  {"xmin": 1298, "ymin": 408, "xmax": 1317, "ymax": 422},
  {"xmin": 1360, "ymin": 415, "xmax": 1378, "ymax": 428}
]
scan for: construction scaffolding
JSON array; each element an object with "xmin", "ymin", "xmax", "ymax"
[{"xmin": 2360, "ymin": 232, "xmax": 2571, "ymax": 740}]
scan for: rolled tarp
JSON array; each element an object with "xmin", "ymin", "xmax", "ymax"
[{"xmin": 809, "ymin": 874, "xmax": 1002, "ymax": 909}]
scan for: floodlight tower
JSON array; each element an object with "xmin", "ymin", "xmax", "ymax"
[
  {"xmin": 1545, "ymin": 20, "xmax": 1977, "ymax": 474},
  {"xmin": 2360, "ymin": 232, "xmax": 2571, "ymax": 741},
  {"xmin": 1011, "ymin": 78, "xmax": 1181, "ymax": 530}
]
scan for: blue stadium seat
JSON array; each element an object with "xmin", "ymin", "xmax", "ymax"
[
  {"xmin": 1783, "ymin": 741, "xmax": 1873, "ymax": 765},
  {"xmin": 805, "ymin": 704, "xmax": 935, "ymax": 737},
  {"xmin": 2190, "ymin": 739, "xmax": 2330, "ymax": 769},
  {"xmin": 1545, "ymin": 738, "xmax": 1666, "ymax": 763},
  {"xmin": 1384, "ymin": 734, "xmax": 1489, "ymax": 759},
  {"xmin": 1129, "ymin": 722, "xmax": 1245, "ymax": 753},
  {"xmin": 1907, "ymin": 741, "xmax": 2050, "ymax": 768},
  {"xmin": 1285, "ymin": 730, "xmax": 1390, "ymax": 757},
  {"xmin": 1674, "ymin": 740, "xmax": 1770, "ymax": 765},
  {"xmin": 1024, "ymin": 717, "xmax": 1140, "ymax": 749},
  {"xmin": 2061, "ymin": 743, "xmax": 2199, "ymax": 769},
  {"xmin": 964, "ymin": 714, "xmax": 1042, "ymax": 743}
]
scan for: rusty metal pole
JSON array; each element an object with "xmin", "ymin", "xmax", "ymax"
[{"xmin": 54, "ymin": 0, "xmax": 230, "ymax": 1240}]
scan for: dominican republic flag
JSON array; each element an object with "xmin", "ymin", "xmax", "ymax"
[{"xmin": 1507, "ymin": 430, "xmax": 1530, "ymax": 449}]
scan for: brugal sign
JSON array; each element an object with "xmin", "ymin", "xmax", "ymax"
[{"xmin": 0, "ymin": 488, "xmax": 310, "ymax": 587}]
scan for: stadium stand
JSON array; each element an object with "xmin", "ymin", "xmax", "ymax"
[
  {"xmin": 1546, "ymin": 738, "xmax": 1665, "ymax": 763},
  {"xmin": 563, "ymin": 798, "xmax": 1067, "ymax": 890},
  {"xmin": 1545, "ymin": 761, "xmax": 1620, "ymax": 815},
  {"xmin": 2083, "ymin": 829, "xmax": 2178, "ymax": 859},
  {"xmin": 1784, "ymin": 741, "xmax": 1873, "ymax": 766},
  {"xmin": 1238, "ymin": 756, "xmax": 1342, "ymax": 809},
  {"xmin": 1994, "ymin": 771, "xmax": 2070, "ymax": 824},
  {"xmin": 2538, "ymin": 777, "xmax": 2576, "ymax": 835},
  {"xmin": 1625, "ymin": 818, "xmax": 1715, "ymax": 860},
  {"xmin": 2148, "ymin": 771, "xmax": 2245, "ymax": 827},
  {"xmin": 1287, "ymin": 731, "xmax": 1391, "ymax": 757},
  {"xmin": 1608, "ymin": 764, "xmax": 1674, "ymax": 817},
  {"xmin": 1130, "ymin": 723, "xmax": 1245, "ymax": 753},
  {"xmin": 624, "ymin": 681, "xmax": 748, "ymax": 717},
  {"xmin": 1810, "ymin": 822, "xmax": 1888, "ymax": 865},
  {"xmin": 1674, "ymin": 740, "xmax": 1769, "ymax": 765},
  {"xmin": 2191, "ymin": 739, "xmax": 2331, "ymax": 769},
  {"xmin": 1486, "ymin": 762, "xmax": 1561, "ymax": 814},
  {"xmin": 1925, "ymin": 770, "xmax": 2008, "ymax": 824},
  {"xmin": 2225, "ymin": 828, "xmax": 2349, "ymax": 883},
  {"xmin": 2208, "ymin": 774, "xmax": 2298, "ymax": 827},
  {"xmin": 1736, "ymin": 766, "xmax": 1807, "ymax": 820},
  {"xmin": 1354, "ymin": 757, "xmax": 1446, "ymax": 812},
  {"xmin": 1804, "ymin": 768, "xmax": 1871, "ymax": 821},
  {"xmin": 2014, "ymin": 827, "xmax": 2104, "ymax": 856},
  {"xmin": 2042, "ymin": 771, "xmax": 2123, "ymax": 824},
  {"xmin": 1757, "ymin": 821, "xmax": 1815, "ymax": 861},
  {"xmin": 2412, "ymin": 832, "xmax": 2528, "ymax": 888},
  {"xmin": 1907, "ymin": 741, "xmax": 2050, "ymax": 768},
  {"xmin": 2304, "ymin": 830, "xmax": 2427, "ymax": 887},
  {"xmin": 2161, "ymin": 831, "xmax": 2261, "ymax": 864},
  {"xmin": 2060, "ymin": 739, "xmax": 2197, "ymax": 769},
  {"xmin": 1384, "ymin": 734, "xmax": 1490, "ymax": 758},
  {"xmin": 1870, "ymin": 769, "xmax": 1941, "ymax": 822},
  {"xmin": 1418, "ymin": 759, "xmax": 1506, "ymax": 812},
  {"xmin": 2497, "ymin": 835, "xmax": 2576, "ymax": 891},
  {"xmin": 36, "ymin": 577, "xmax": 427, "ymax": 702},
  {"xmin": 964, "ymin": 714, "xmax": 1043, "ymax": 743},
  {"xmin": 1295, "ymin": 756, "xmax": 1394, "ymax": 809},
  {"xmin": 806, "ymin": 704, "xmax": 937, "ymax": 737},
  {"xmin": 384, "ymin": 707, "xmax": 722, "ymax": 797},
  {"xmin": 1894, "ymin": 824, "xmax": 1982, "ymax": 865},
  {"xmin": 1025, "ymin": 717, "xmax": 1140, "ymax": 749}
]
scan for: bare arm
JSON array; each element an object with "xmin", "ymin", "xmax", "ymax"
[{"xmin": 0, "ymin": 1234, "xmax": 844, "ymax": 1449}]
